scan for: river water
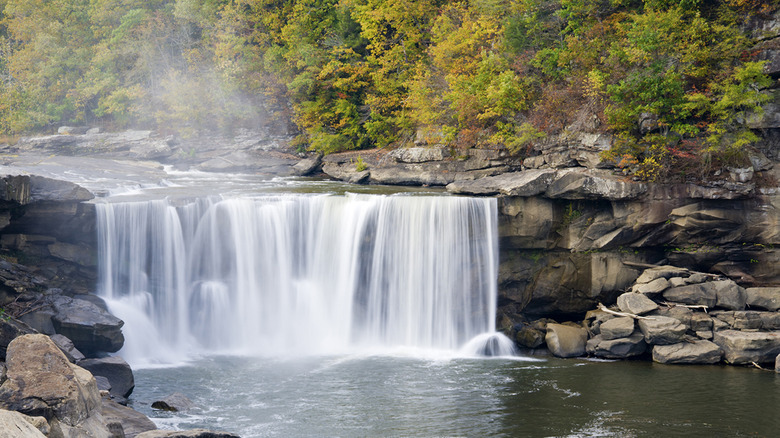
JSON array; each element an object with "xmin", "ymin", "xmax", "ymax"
[{"xmin": 129, "ymin": 354, "xmax": 779, "ymax": 437}]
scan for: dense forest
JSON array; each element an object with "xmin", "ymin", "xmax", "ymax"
[{"xmin": 0, "ymin": 0, "xmax": 777, "ymax": 179}]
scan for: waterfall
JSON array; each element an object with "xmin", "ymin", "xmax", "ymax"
[{"xmin": 96, "ymin": 193, "xmax": 503, "ymax": 365}]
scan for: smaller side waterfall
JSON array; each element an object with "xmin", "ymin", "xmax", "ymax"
[{"xmin": 96, "ymin": 193, "xmax": 504, "ymax": 365}]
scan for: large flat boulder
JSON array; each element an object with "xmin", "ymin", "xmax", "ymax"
[
  {"xmin": 599, "ymin": 317, "xmax": 635, "ymax": 340},
  {"xmin": 663, "ymin": 284, "xmax": 717, "ymax": 308},
  {"xmin": 617, "ymin": 292, "xmax": 658, "ymax": 315},
  {"xmin": 638, "ymin": 316, "xmax": 687, "ymax": 345},
  {"xmin": 0, "ymin": 334, "xmax": 111, "ymax": 436},
  {"xmin": 652, "ymin": 340, "xmax": 723, "ymax": 364},
  {"xmin": 746, "ymin": 287, "xmax": 780, "ymax": 311},
  {"xmin": 50, "ymin": 296, "xmax": 124, "ymax": 355},
  {"xmin": 712, "ymin": 330, "xmax": 780, "ymax": 364},
  {"xmin": 586, "ymin": 332, "xmax": 647, "ymax": 359}
]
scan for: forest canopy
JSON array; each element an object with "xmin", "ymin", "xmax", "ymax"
[{"xmin": 0, "ymin": 0, "xmax": 777, "ymax": 178}]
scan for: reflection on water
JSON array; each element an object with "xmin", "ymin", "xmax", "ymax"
[{"xmin": 131, "ymin": 355, "xmax": 780, "ymax": 437}]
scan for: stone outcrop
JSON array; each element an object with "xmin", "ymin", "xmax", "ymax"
[{"xmin": 0, "ymin": 334, "xmax": 112, "ymax": 437}]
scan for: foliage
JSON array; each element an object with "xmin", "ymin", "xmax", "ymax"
[{"xmin": 0, "ymin": 0, "xmax": 775, "ymax": 178}]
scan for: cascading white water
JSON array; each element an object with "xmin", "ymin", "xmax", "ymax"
[{"xmin": 96, "ymin": 193, "xmax": 505, "ymax": 365}]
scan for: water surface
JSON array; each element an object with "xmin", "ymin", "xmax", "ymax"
[{"xmin": 131, "ymin": 354, "xmax": 780, "ymax": 437}]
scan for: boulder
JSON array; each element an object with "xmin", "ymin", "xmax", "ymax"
[
  {"xmin": 746, "ymin": 287, "xmax": 780, "ymax": 311},
  {"xmin": 0, "ymin": 409, "xmax": 48, "ymax": 437},
  {"xmin": 638, "ymin": 316, "xmax": 687, "ymax": 345},
  {"xmin": 151, "ymin": 393, "xmax": 195, "ymax": 412},
  {"xmin": 650, "ymin": 306, "xmax": 693, "ymax": 329},
  {"xmin": 712, "ymin": 280, "xmax": 746, "ymax": 310},
  {"xmin": 50, "ymin": 296, "xmax": 124, "ymax": 355},
  {"xmin": 776, "ymin": 353, "xmax": 780, "ymax": 373},
  {"xmin": 652, "ymin": 340, "xmax": 723, "ymax": 364},
  {"xmin": 599, "ymin": 317, "xmax": 635, "ymax": 340},
  {"xmin": 291, "ymin": 154, "xmax": 322, "ymax": 176},
  {"xmin": 586, "ymin": 332, "xmax": 647, "ymax": 359},
  {"xmin": 49, "ymin": 334, "xmax": 85, "ymax": 363},
  {"xmin": 631, "ymin": 277, "xmax": 670, "ymax": 295},
  {"xmin": 711, "ymin": 311, "xmax": 763, "ymax": 330},
  {"xmin": 77, "ymin": 356, "xmax": 134, "ymax": 399},
  {"xmin": 57, "ymin": 126, "xmax": 90, "ymax": 135},
  {"xmin": 663, "ymin": 284, "xmax": 717, "ymax": 308},
  {"xmin": 616, "ymin": 293, "xmax": 658, "ymax": 315},
  {"xmin": 102, "ymin": 397, "xmax": 157, "ymax": 437},
  {"xmin": 712, "ymin": 330, "xmax": 780, "ymax": 364},
  {"xmin": 545, "ymin": 323, "xmax": 587, "ymax": 358},
  {"xmin": 513, "ymin": 324, "xmax": 546, "ymax": 348},
  {"xmin": 136, "ymin": 430, "xmax": 240, "ymax": 438},
  {"xmin": 0, "ymin": 334, "xmax": 110, "ymax": 437},
  {"xmin": 0, "ymin": 317, "xmax": 36, "ymax": 360}
]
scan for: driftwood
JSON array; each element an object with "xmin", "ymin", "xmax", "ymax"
[
  {"xmin": 597, "ymin": 303, "xmax": 656, "ymax": 320},
  {"xmin": 660, "ymin": 301, "xmax": 709, "ymax": 313}
]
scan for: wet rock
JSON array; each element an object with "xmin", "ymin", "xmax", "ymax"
[
  {"xmin": 713, "ymin": 330, "xmax": 780, "ymax": 364},
  {"xmin": 102, "ymin": 397, "xmax": 157, "ymax": 437},
  {"xmin": 617, "ymin": 293, "xmax": 658, "ymax": 315},
  {"xmin": 776, "ymin": 354, "xmax": 780, "ymax": 373},
  {"xmin": 19, "ymin": 309, "xmax": 56, "ymax": 335},
  {"xmin": 586, "ymin": 332, "xmax": 647, "ymax": 359},
  {"xmin": 136, "ymin": 429, "xmax": 240, "ymax": 438},
  {"xmin": 545, "ymin": 323, "xmax": 587, "ymax": 358},
  {"xmin": 151, "ymin": 393, "xmax": 195, "ymax": 412},
  {"xmin": 0, "ymin": 409, "xmax": 48, "ymax": 437},
  {"xmin": 322, "ymin": 162, "xmax": 370, "ymax": 184},
  {"xmin": 652, "ymin": 340, "xmax": 723, "ymax": 364},
  {"xmin": 47, "ymin": 241, "xmax": 96, "ymax": 267},
  {"xmin": 663, "ymin": 284, "xmax": 717, "ymax": 308},
  {"xmin": 0, "ymin": 334, "xmax": 110, "ymax": 437},
  {"xmin": 599, "ymin": 317, "xmax": 635, "ymax": 340},
  {"xmin": 638, "ymin": 316, "xmax": 687, "ymax": 345},
  {"xmin": 49, "ymin": 334, "xmax": 85, "ymax": 363},
  {"xmin": 712, "ymin": 280, "xmax": 746, "ymax": 310},
  {"xmin": 746, "ymin": 287, "xmax": 780, "ymax": 311},
  {"xmin": 50, "ymin": 296, "xmax": 124, "ymax": 355},
  {"xmin": 77, "ymin": 356, "xmax": 134, "ymax": 399}
]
